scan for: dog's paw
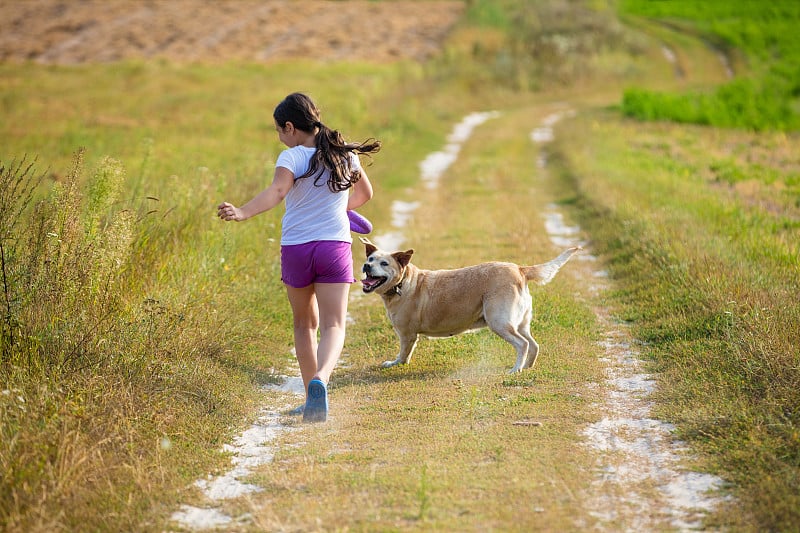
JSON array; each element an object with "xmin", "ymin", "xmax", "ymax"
[{"xmin": 381, "ymin": 359, "xmax": 401, "ymax": 368}]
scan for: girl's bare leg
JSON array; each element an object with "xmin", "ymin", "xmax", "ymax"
[
  {"xmin": 312, "ymin": 282, "xmax": 350, "ymax": 383},
  {"xmin": 285, "ymin": 284, "xmax": 319, "ymax": 392}
]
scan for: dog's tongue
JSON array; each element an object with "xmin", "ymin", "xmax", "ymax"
[{"xmin": 361, "ymin": 276, "xmax": 382, "ymax": 290}]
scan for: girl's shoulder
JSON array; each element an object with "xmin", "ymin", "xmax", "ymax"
[
  {"xmin": 284, "ymin": 144, "xmax": 316, "ymax": 153},
  {"xmin": 277, "ymin": 145, "xmax": 316, "ymax": 167}
]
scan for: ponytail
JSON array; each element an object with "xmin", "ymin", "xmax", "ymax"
[
  {"xmin": 310, "ymin": 123, "xmax": 381, "ymax": 192},
  {"xmin": 274, "ymin": 93, "xmax": 381, "ymax": 193}
]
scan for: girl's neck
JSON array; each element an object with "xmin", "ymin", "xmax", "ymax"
[
  {"xmin": 296, "ymin": 133, "xmax": 315, "ymax": 147},
  {"xmin": 293, "ymin": 128, "xmax": 317, "ymax": 148}
]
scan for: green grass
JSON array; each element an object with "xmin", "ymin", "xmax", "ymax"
[
  {"xmin": 618, "ymin": 0, "xmax": 800, "ymax": 130},
  {"xmin": 551, "ymin": 110, "xmax": 800, "ymax": 531},
  {"xmin": 622, "ymin": 76, "xmax": 800, "ymax": 130}
]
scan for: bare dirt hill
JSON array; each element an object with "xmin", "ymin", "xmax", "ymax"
[{"xmin": 0, "ymin": 0, "xmax": 464, "ymax": 64}]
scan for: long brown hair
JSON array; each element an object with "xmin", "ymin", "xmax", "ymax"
[{"xmin": 273, "ymin": 92, "xmax": 381, "ymax": 192}]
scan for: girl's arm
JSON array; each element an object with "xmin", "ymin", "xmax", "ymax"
[
  {"xmin": 218, "ymin": 167, "xmax": 294, "ymax": 222},
  {"xmin": 347, "ymin": 170, "xmax": 373, "ymax": 210}
]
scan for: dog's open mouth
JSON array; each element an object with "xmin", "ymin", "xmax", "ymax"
[{"xmin": 361, "ymin": 275, "xmax": 387, "ymax": 293}]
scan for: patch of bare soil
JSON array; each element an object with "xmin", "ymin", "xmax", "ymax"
[{"xmin": 0, "ymin": 0, "xmax": 464, "ymax": 64}]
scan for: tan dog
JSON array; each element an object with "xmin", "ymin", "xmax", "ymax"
[{"xmin": 359, "ymin": 237, "xmax": 581, "ymax": 373}]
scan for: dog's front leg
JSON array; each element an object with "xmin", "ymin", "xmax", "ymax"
[{"xmin": 381, "ymin": 331, "xmax": 418, "ymax": 368}]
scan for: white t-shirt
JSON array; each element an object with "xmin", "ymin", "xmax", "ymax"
[{"xmin": 276, "ymin": 145, "xmax": 360, "ymax": 245}]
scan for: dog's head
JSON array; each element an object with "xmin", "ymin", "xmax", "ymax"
[{"xmin": 359, "ymin": 237, "xmax": 414, "ymax": 295}]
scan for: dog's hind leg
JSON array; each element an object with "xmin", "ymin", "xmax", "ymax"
[
  {"xmin": 520, "ymin": 327, "xmax": 539, "ymax": 369},
  {"xmin": 518, "ymin": 305, "xmax": 539, "ymax": 369},
  {"xmin": 488, "ymin": 322, "xmax": 530, "ymax": 373}
]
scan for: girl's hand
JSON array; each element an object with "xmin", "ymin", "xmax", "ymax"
[{"xmin": 217, "ymin": 202, "xmax": 245, "ymax": 222}]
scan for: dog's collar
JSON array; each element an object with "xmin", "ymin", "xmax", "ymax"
[{"xmin": 387, "ymin": 268, "xmax": 406, "ymax": 297}]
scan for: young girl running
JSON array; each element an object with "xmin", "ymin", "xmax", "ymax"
[{"xmin": 217, "ymin": 92, "xmax": 380, "ymax": 422}]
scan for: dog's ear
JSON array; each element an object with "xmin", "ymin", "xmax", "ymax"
[
  {"xmin": 360, "ymin": 236, "xmax": 378, "ymax": 257},
  {"xmin": 392, "ymin": 249, "xmax": 414, "ymax": 268}
]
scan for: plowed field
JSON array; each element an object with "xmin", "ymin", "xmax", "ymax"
[{"xmin": 0, "ymin": 0, "xmax": 464, "ymax": 64}]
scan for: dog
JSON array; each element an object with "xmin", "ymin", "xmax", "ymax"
[{"xmin": 359, "ymin": 237, "xmax": 580, "ymax": 373}]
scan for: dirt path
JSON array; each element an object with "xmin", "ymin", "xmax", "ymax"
[
  {"xmin": 169, "ymin": 109, "xmax": 504, "ymax": 531},
  {"xmin": 532, "ymin": 109, "xmax": 727, "ymax": 530},
  {"xmin": 0, "ymin": 0, "xmax": 464, "ymax": 64}
]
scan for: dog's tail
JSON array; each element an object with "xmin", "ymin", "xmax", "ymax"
[{"xmin": 522, "ymin": 247, "xmax": 582, "ymax": 285}]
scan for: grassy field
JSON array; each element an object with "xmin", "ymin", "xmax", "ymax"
[
  {"xmin": 573, "ymin": 2, "xmax": 800, "ymax": 529},
  {"xmin": 1, "ymin": 0, "xmax": 798, "ymax": 531},
  {"xmin": 550, "ymin": 112, "xmax": 800, "ymax": 531},
  {"xmin": 618, "ymin": 0, "xmax": 800, "ymax": 130}
]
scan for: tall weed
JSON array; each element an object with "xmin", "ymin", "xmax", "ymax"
[
  {"xmin": 0, "ymin": 151, "xmax": 249, "ymax": 531},
  {"xmin": 0, "ymin": 156, "xmax": 46, "ymax": 360}
]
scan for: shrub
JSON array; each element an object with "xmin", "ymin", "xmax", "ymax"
[{"xmin": 622, "ymin": 77, "xmax": 800, "ymax": 130}]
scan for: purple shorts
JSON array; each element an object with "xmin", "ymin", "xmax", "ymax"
[{"xmin": 280, "ymin": 241, "xmax": 356, "ymax": 288}]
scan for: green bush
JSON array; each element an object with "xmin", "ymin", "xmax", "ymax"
[{"xmin": 622, "ymin": 76, "xmax": 800, "ymax": 130}]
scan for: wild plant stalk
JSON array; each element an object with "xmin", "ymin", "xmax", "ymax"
[
  {"xmin": 0, "ymin": 242, "xmax": 10, "ymax": 359},
  {"xmin": 0, "ymin": 156, "xmax": 46, "ymax": 361},
  {"xmin": 417, "ymin": 463, "xmax": 431, "ymax": 520},
  {"xmin": 15, "ymin": 150, "xmax": 123, "ymax": 372}
]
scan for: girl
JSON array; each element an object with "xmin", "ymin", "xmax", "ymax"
[{"xmin": 217, "ymin": 92, "xmax": 380, "ymax": 422}]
